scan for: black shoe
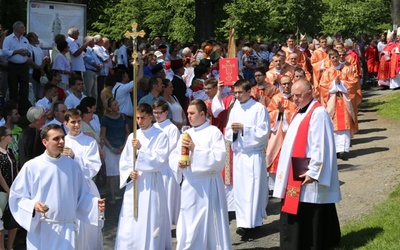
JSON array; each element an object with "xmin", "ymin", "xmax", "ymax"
[{"xmin": 236, "ymin": 227, "xmax": 248, "ymax": 236}]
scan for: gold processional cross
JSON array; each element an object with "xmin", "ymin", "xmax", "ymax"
[
  {"xmin": 124, "ymin": 22, "xmax": 146, "ymax": 67},
  {"xmin": 124, "ymin": 22, "xmax": 145, "ymax": 218}
]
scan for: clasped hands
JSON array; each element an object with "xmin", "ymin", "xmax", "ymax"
[{"xmin": 231, "ymin": 122, "xmax": 243, "ymax": 134}]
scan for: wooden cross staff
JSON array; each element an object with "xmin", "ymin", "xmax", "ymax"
[{"xmin": 124, "ymin": 22, "xmax": 145, "ymax": 218}]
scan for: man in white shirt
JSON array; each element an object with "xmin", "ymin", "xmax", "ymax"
[
  {"xmin": 2, "ymin": 21, "xmax": 32, "ymax": 114},
  {"xmin": 35, "ymin": 84, "xmax": 58, "ymax": 122},
  {"xmin": 93, "ymin": 34, "xmax": 111, "ymax": 109},
  {"xmin": 65, "ymin": 74, "xmax": 86, "ymax": 109},
  {"xmin": 116, "ymin": 38, "xmax": 129, "ymax": 70},
  {"xmin": 82, "ymin": 36, "xmax": 102, "ymax": 101},
  {"xmin": 112, "ymin": 69, "xmax": 133, "ymax": 132},
  {"xmin": 44, "ymin": 101, "xmax": 68, "ymax": 134},
  {"xmin": 67, "ymin": 26, "xmax": 90, "ymax": 74},
  {"xmin": 27, "ymin": 32, "xmax": 49, "ymax": 100}
]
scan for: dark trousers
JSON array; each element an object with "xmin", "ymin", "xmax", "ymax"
[{"xmin": 8, "ymin": 62, "xmax": 31, "ymax": 114}]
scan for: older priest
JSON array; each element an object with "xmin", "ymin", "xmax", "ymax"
[{"xmin": 273, "ymin": 79, "xmax": 341, "ymax": 249}]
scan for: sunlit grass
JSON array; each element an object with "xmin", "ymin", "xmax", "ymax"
[
  {"xmin": 336, "ymin": 186, "xmax": 400, "ymax": 249},
  {"xmin": 360, "ymin": 91, "xmax": 400, "ymax": 120}
]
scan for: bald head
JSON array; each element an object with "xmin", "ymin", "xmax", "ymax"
[{"xmin": 291, "ymin": 79, "xmax": 313, "ymax": 108}]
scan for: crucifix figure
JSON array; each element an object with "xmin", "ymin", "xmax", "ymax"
[{"xmin": 124, "ymin": 22, "xmax": 146, "ymax": 67}]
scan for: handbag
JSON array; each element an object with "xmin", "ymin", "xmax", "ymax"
[{"xmin": 2, "ymin": 203, "xmax": 21, "ymax": 229}]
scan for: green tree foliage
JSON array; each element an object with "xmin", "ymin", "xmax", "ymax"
[
  {"xmin": 167, "ymin": 0, "xmax": 195, "ymax": 42},
  {"xmin": 216, "ymin": 0, "xmax": 271, "ymax": 41},
  {"xmin": 266, "ymin": 0, "xmax": 325, "ymax": 38},
  {"xmin": 0, "ymin": 0, "xmax": 27, "ymax": 31},
  {"xmin": 321, "ymin": 0, "xmax": 391, "ymax": 37},
  {"xmin": 92, "ymin": 0, "xmax": 146, "ymax": 41}
]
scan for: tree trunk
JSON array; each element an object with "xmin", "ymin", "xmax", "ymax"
[
  {"xmin": 392, "ymin": 0, "xmax": 400, "ymax": 29},
  {"xmin": 195, "ymin": 0, "xmax": 214, "ymax": 42}
]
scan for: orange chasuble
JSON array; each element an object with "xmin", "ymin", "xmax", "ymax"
[
  {"xmin": 266, "ymin": 93, "xmax": 297, "ymax": 174},
  {"xmin": 251, "ymin": 82, "xmax": 280, "ymax": 108},
  {"xmin": 319, "ymin": 64, "xmax": 362, "ymax": 136},
  {"xmin": 283, "ymin": 46, "xmax": 307, "ymax": 69}
]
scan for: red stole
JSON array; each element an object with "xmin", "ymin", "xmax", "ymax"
[{"xmin": 281, "ymin": 101, "xmax": 321, "ymax": 215}]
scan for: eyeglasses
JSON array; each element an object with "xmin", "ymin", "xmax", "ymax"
[{"xmin": 254, "ymin": 74, "xmax": 264, "ymax": 77}]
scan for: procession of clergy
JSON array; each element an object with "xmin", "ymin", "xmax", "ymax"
[{"xmin": 12, "ymin": 28, "xmax": 398, "ymax": 249}]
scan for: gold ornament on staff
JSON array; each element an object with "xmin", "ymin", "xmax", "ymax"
[{"xmin": 124, "ymin": 22, "xmax": 145, "ymax": 218}]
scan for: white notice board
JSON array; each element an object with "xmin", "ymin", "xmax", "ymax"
[{"xmin": 27, "ymin": 0, "xmax": 86, "ymax": 49}]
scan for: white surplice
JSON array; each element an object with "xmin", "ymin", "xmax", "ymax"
[
  {"xmin": 225, "ymin": 98, "xmax": 270, "ymax": 228},
  {"xmin": 154, "ymin": 119, "xmax": 181, "ymax": 226},
  {"xmin": 65, "ymin": 132, "xmax": 103, "ymax": 250},
  {"xmin": 169, "ymin": 121, "xmax": 232, "ymax": 250},
  {"xmin": 115, "ymin": 126, "xmax": 172, "ymax": 250},
  {"xmin": 9, "ymin": 153, "xmax": 100, "ymax": 250},
  {"xmin": 273, "ymin": 100, "xmax": 342, "ymax": 203}
]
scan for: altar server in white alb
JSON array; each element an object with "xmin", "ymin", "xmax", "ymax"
[
  {"xmin": 63, "ymin": 109, "xmax": 103, "ymax": 250},
  {"xmin": 153, "ymin": 99, "xmax": 181, "ymax": 226},
  {"xmin": 169, "ymin": 99, "xmax": 232, "ymax": 250},
  {"xmin": 9, "ymin": 124, "xmax": 105, "ymax": 250},
  {"xmin": 225, "ymin": 79, "xmax": 270, "ymax": 238},
  {"xmin": 115, "ymin": 103, "xmax": 172, "ymax": 250},
  {"xmin": 273, "ymin": 79, "xmax": 341, "ymax": 249}
]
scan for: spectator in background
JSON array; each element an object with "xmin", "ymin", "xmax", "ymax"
[
  {"xmin": 27, "ymin": 32, "xmax": 49, "ymax": 101},
  {"xmin": 65, "ymin": 74, "xmax": 86, "ymax": 109},
  {"xmin": 18, "ymin": 107, "xmax": 46, "ymax": 167},
  {"xmin": 100, "ymin": 73, "xmax": 116, "ymax": 114},
  {"xmin": 101, "ymin": 97, "xmax": 129, "ymax": 204},
  {"xmin": 161, "ymin": 78, "xmax": 186, "ymax": 130},
  {"xmin": 111, "ymin": 69, "xmax": 133, "ymax": 132},
  {"xmin": 67, "ymin": 26, "xmax": 89, "ymax": 75},
  {"xmin": 46, "ymin": 70, "xmax": 66, "ymax": 101},
  {"xmin": 52, "ymin": 40, "xmax": 72, "ymax": 90},
  {"xmin": 2, "ymin": 21, "xmax": 32, "ymax": 114},
  {"xmin": 0, "ymin": 126, "xmax": 19, "ymax": 250},
  {"xmin": 3, "ymin": 101, "xmax": 22, "ymax": 166}
]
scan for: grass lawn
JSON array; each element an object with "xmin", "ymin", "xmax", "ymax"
[
  {"xmin": 336, "ymin": 186, "xmax": 400, "ymax": 249},
  {"xmin": 336, "ymin": 91, "xmax": 400, "ymax": 249}
]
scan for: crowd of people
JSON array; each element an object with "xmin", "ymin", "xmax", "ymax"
[{"xmin": 0, "ymin": 19, "xmax": 394, "ymax": 249}]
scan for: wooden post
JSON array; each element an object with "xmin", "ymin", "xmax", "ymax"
[{"xmin": 124, "ymin": 22, "xmax": 145, "ymax": 218}]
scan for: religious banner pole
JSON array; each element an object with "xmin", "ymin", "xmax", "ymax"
[{"xmin": 124, "ymin": 22, "xmax": 145, "ymax": 218}]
